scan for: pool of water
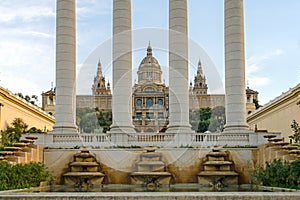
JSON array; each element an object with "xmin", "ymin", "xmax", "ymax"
[{"xmin": 27, "ymin": 184, "xmax": 270, "ymax": 193}]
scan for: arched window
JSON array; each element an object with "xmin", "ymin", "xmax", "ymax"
[
  {"xmin": 144, "ymin": 87, "xmax": 155, "ymax": 92},
  {"xmin": 147, "ymin": 98, "xmax": 153, "ymax": 108}
]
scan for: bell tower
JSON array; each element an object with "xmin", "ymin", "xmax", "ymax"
[
  {"xmin": 92, "ymin": 60, "xmax": 108, "ymax": 95},
  {"xmin": 193, "ymin": 59, "xmax": 208, "ymax": 95}
]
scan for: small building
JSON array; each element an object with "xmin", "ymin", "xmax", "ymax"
[
  {"xmin": 0, "ymin": 86, "xmax": 55, "ymax": 133},
  {"xmin": 247, "ymin": 83, "xmax": 300, "ymax": 142}
]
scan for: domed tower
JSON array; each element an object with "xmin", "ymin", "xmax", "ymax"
[
  {"xmin": 137, "ymin": 43, "xmax": 163, "ymax": 85},
  {"xmin": 92, "ymin": 59, "xmax": 108, "ymax": 95},
  {"xmin": 193, "ymin": 59, "xmax": 208, "ymax": 95},
  {"xmin": 133, "ymin": 43, "xmax": 168, "ymax": 133}
]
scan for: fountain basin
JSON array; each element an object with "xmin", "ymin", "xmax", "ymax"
[{"xmin": 131, "ymin": 172, "xmax": 172, "ymax": 185}]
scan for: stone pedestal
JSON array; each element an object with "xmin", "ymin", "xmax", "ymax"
[{"xmin": 53, "ymin": 0, "xmax": 77, "ymax": 133}]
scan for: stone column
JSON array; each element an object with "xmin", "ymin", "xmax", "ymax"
[
  {"xmin": 53, "ymin": 0, "xmax": 77, "ymax": 133},
  {"xmin": 224, "ymin": 0, "xmax": 249, "ymax": 132},
  {"xmin": 110, "ymin": 0, "xmax": 135, "ymax": 136},
  {"xmin": 167, "ymin": 0, "xmax": 193, "ymax": 136}
]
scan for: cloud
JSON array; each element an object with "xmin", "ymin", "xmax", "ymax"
[
  {"xmin": 76, "ymin": 0, "xmax": 112, "ymax": 19},
  {"xmin": 0, "ymin": 5, "xmax": 54, "ymax": 23},
  {"xmin": 246, "ymin": 48, "xmax": 284, "ymax": 88},
  {"xmin": 1, "ymin": 71, "xmax": 45, "ymax": 106}
]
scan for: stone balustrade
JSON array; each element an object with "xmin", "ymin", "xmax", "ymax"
[{"xmin": 23, "ymin": 131, "xmax": 281, "ymax": 147}]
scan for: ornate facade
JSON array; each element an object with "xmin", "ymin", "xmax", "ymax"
[
  {"xmin": 132, "ymin": 44, "xmax": 169, "ymax": 132},
  {"xmin": 42, "ymin": 44, "xmax": 258, "ymax": 132}
]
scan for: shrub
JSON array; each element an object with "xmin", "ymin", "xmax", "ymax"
[
  {"xmin": 251, "ymin": 159, "xmax": 300, "ymax": 189},
  {"xmin": 0, "ymin": 161, "xmax": 52, "ymax": 191}
]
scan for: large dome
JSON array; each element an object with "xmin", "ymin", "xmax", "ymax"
[{"xmin": 137, "ymin": 43, "xmax": 162, "ymax": 85}]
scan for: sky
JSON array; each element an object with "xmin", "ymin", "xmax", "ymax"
[{"xmin": 0, "ymin": 0, "xmax": 299, "ymax": 106}]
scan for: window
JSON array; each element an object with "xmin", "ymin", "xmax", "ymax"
[
  {"xmin": 158, "ymin": 99, "xmax": 163, "ymax": 108},
  {"xmin": 146, "ymin": 112, "xmax": 154, "ymax": 119},
  {"xmin": 136, "ymin": 99, "xmax": 142, "ymax": 107},
  {"xmin": 158, "ymin": 112, "xmax": 164, "ymax": 119},
  {"xmin": 147, "ymin": 98, "xmax": 153, "ymax": 108},
  {"xmin": 136, "ymin": 112, "xmax": 142, "ymax": 119},
  {"xmin": 144, "ymin": 87, "xmax": 155, "ymax": 92}
]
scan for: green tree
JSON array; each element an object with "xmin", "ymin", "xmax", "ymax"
[
  {"xmin": 289, "ymin": 120, "xmax": 300, "ymax": 143},
  {"xmin": 253, "ymin": 99, "xmax": 261, "ymax": 109},
  {"xmin": 76, "ymin": 108, "xmax": 112, "ymax": 133},
  {"xmin": 3, "ymin": 118, "xmax": 28, "ymax": 145},
  {"xmin": 208, "ymin": 106, "xmax": 226, "ymax": 132},
  {"xmin": 189, "ymin": 107, "xmax": 212, "ymax": 132}
]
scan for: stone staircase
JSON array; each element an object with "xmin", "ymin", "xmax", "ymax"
[
  {"xmin": 262, "ymin": 134, "xmax": 300, "ymax": 162},
  {"xmin": 63, "ymin": 148, "xmax": 105, "ymax": 188},
  {"xmin": 131, "ymin": 147, "xmax": 172, "ymax": 187},
  {"xmin": 198, "ymin": 148, "xmax": 239, "ymax": 188},
  {"xmin": 0, "ymin": 135, "xmax": 42, "ymax": 164}
]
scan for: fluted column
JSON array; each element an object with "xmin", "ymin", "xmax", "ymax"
[
  {"xmin": 224, "ymin": 0, "xmax": 249, "ymax": 131},
  {"xmin": 167, "ymin": 0, "xmax": 193, "ymax": 133},
  {"xmin": 110, "ymin": 0, "xmax": 135, "ymax": 134},
  {"xmin": 53, "ymin": 0, "xmax": 77, "ymax": 133}
]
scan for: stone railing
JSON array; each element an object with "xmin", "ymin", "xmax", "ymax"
[
  {"xmin": 191, "ymin": 133, "xmax": 221, "ymax": 146},
  {"xmin": 25, "ymin": 131, "xmax": 282, "ymax": 147},
  {"xmin": 128, "ymin": 133, "xmax": 174, "ymax": 146}
]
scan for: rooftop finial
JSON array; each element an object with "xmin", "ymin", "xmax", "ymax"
[
  {"xmin": 147, "ymin": 41, "xmax": 152, "ymax": 56},
  {"xmin": 198, "ymin": 58, "xmax": 202, "ymax": 66},
  {"xmin": 98, "ymin": 58, "xmax": 101, "ymax": 66}
]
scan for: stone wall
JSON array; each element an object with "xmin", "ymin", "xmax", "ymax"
[{"xmin": 44, "ymin": 148, "xmax": 258, "ymax": 185}]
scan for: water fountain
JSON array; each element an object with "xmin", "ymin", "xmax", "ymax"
[
  {"xmin": 198, "ymin": 148, "xmax": 239, "ymax": 190},
  {"xmin": 130, "ymin": 147, "xmax": 172, "ymax": 188},
  {"xmin": 63, "ymin": 147, "xmax": 105, "ymax": 190}
]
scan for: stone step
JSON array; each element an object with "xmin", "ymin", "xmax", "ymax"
[
  {"xmin": 13, "ymin": 143, "xmax": 29, "ymax": 147},
  {"xmin": 20, "ymin": 139, "xmax": 35, "ymax": 144},
  {"xmin": 0, "ymin": 151, "xmax": 14, "ymax": 156},
  {"xmin": 289, "ymin": 150, "xmax": 300, "ymax": 155},
  {"xmin": 274, "ymin": 142, "xmax": 290, "ymax": 146},
  {"xmin": 63, "ymin": 172, "xmax": 105, "ymax": 177},
  {"xmin": 140, "ymin": 153, "xmax": 161, "ymax": 161},
  {"xmin": 282, "ymin": 146, "xmax": 298, "ymax": 150},
  {"xmin": 268, "ymin": 138, "xmax": 283, "ymax": 142},
  {"xmin": 263, "ymin": 134, "xmax": 277, "ymax": 139},
  {"xmin": 207, "ymin": 152, "xmax": 227, "ymax": 157},
  {"xmin": 198, "ymin": 171, "xmax": 239, "ymax": 176},
  {"xmin": 207, "ymin": 156, "xmax": 225, "ymax": 161},
  {"xmin": 204, "ymin": 161, "xmax": 232, "ymax": 166},
  {"xmin": 25, "ymin": 135, "xmax": 38, "ymax": 140},
  {"xmin": 131, "ymin": 171, "xmax": 171, "ymax": 177},
  {"xmin": 4, "ymin": 147, "xmax": 23, "ymax": 152},
  {"xmin": 137, "ymin": 161, "xmax": 165, "ymax": 166},
  {"xmin": 69, "ymin": 162, "xmax": 99, "ymax": 167}
]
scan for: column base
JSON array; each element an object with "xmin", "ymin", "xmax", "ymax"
[
  {"xmin": 165, "ymin": 125, "xmax": 195, "ymax": 147},
  {"xmin": 166, "ymin": 125, "xmax": 195, "ymax": 134},
  {"xmin": 108, "ymin": 125, "xmax": 136, "ymax": 146},
  {"xmin": 218, "ymin": 129, "xmax": 256, "ymax": 146},
  {"xmin": 52, "ymin": 125, "xmax": 78, "ymax": 134},
  {"xmin": 109, "ymin": 125, "xmax": 136, "ymax": 134}
]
